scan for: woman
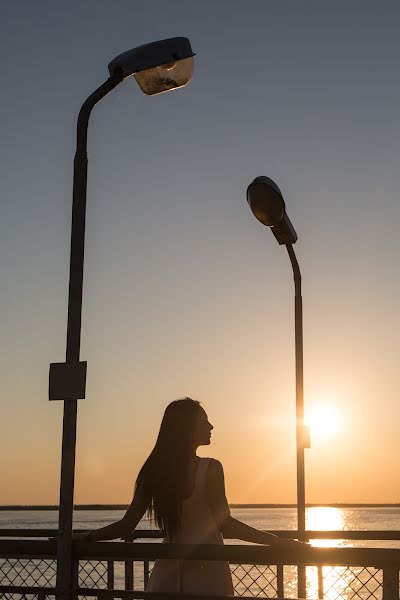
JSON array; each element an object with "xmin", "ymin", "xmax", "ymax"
[{"xmin": 76, "ymin": 397, "xmax": 304, "ymax": 596}]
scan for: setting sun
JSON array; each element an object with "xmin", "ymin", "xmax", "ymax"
[{"xmin": 305, "ymin": 404, "xmax": 341, "ymax": 442}]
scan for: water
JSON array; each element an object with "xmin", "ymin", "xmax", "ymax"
[
  {"xmin": 2, "ymin": 507, "xmax": 400, "ymax": 598},
  {"xmin": 2, "ymin": 506, "xmax": 400, "ymax": 547}
]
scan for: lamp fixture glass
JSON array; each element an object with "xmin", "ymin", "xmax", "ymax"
[
  {"xmin": 246, "ymin": 176, "xmax": 298, "ymax": 245},
  {"xmin": 133, "ymin": 56, "xmax": 194, "ymax": 95},
  {"xmin": 247, "ymin": 176, "xmax": 285, "ymax": 227}
]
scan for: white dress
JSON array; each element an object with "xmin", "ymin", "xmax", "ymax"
[{"xmin": 146, "ymin": 457, "xmax": 234, "ymax": 596}]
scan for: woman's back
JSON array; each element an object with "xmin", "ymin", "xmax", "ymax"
[
  {"xmin": 168, "ymin": 457, "xmax": 223, "ymax": 544},
  {"xmin": 146, "ymin": 457, "xmax": 234, "ymax": 596}
]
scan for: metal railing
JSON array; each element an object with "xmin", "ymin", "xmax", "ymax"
[
  {"xmin": 4, "ymin": 528, "xmax": 400, "ymax": 540},
  {"xmin": 1, "ymin": 530, "xmax": 400, "ymax": 599}
]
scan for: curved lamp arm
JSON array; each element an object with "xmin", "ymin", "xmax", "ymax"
[{"xmin": 286, "ymin": 244, "xmax": 301, "ymax": 297}]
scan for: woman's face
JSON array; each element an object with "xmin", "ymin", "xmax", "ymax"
[{"xmin": 193, "ymin": 407, "xmax": 213, "ymax": 447}]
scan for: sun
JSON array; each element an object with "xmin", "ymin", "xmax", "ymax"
[{"xmin": 305, "ymin": 404, "xmax": 341, "ymax": 441}]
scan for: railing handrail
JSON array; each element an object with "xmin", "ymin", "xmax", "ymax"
[
  {"xmin": 2, "ymin": 539, "xmax": 400, "ymax": 567},
  {"xmin": 2, "ymin": 528, "xmax": 400, "ymax": 540}
]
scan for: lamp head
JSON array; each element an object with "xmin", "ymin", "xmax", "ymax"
[
  {"xmin": 108, "ymin": 37, "xmax": 195, "ymax": 95},
  {"xmin": 247, "ymin": 176, "xmax": 298, "ymax": 245},
  {"xmin": 247, "ymin": 176, "xmax": 285, "ymax": 226}
]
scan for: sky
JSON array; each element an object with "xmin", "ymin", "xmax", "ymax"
[{"xmin": 1, "ymin": 0, "xmax": 400, "ymax": 505}]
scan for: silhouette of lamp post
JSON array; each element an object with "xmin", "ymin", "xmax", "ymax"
[
  {"xmin": 48, "ymin": 37, "xmax": 195, "ymax": 600},
  {"xmin": 246, "ymin": 177, "xmax": 309, "ymax": 589}
]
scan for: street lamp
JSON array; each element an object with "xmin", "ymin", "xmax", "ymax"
[
  {"xmin": 48, "ymin": 37, "xmax": 195, "ymax": 600},
  {"xmin": 246, "ymin": 176, "xmax": 309, "ymax": 597}
]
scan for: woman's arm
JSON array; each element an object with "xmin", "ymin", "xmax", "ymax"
[
  {"xmin": 221, "ymin": 516, "xmax": 280, "ymax": 545},
  {"xmin": 206, "ymin": 459, "xmax": 298, "ymax": 545},
  {"xmin": 79, "ymin": 484, "xmax": 148, "ymax": 542}
]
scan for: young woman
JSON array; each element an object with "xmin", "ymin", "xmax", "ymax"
[{"xmin": 75, "ymin": 397, "xmax": 304, "ymax": 596}]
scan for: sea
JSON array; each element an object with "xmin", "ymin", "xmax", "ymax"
[
  {"xmin": 2, "ymin": 506, "xmax": 400, "ymax": 548},
  {"xmin": 2, "ymin": 507, "xmax": 400, "ymax": 598}
]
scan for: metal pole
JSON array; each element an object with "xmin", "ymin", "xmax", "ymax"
[
  {"xmin": 286, "ymin": 244, "xmax": 306, "ymax": 598},
  {"xmin": 55, "ymin": 73, "xmax": 123, "ymax": 600}
]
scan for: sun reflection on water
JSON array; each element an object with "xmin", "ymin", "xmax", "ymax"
[
  {"xmin": 306, "ymin": 507, "xmax": 348, "ymax": 599},
  {"xmin": 307, "ymin": 506, "xmax": 344, "ymax": 548}
]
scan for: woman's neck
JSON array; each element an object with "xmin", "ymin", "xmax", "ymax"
[{"xmin": 188, "ymin": 448, "xmax": 198, "ymax": 461}]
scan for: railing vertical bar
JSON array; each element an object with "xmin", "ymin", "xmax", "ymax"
[
  {"xmin": 124, "ymin": 559, "xmax": 134, "ymax": 590},
  {"xmin": 107, "ymin": 560, "xmax": 114, "ymax": 589},
  {"xmin": 71, "ymin": 557, "xmax": 79, "ymax": 600},
  {"xmin": 38, "ymin": 592, "xmax": 46, "ymax": 600},
  {"xmin": 317, "ymin": 564, "xmax": 324, "ymax": 599},
  {"xmin": 383, "ymin": 566, "xmax": 399, "ymax": 600},
  {"xmin": 144, "ymin": 559, "xmax": 150, "ymax": 588},
  {"xmin": 277, "ymin": 564, "xmax": 284, "ymax": 598},
  {"xmin": 298, "ymin": 564, "xmax": 306, "ymax": 599}
]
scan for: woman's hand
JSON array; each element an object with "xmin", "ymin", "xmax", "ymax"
[
  {"xmin": 72, "ymin": 531, "xmax": 93, "ymax": 541},
  {"xmin": 270, "ymin": 537, "xmax": 309, "ymax": 548},
  {"xmin": 48, "ymin": 531, "xmax": 93, "ymax": 542}
]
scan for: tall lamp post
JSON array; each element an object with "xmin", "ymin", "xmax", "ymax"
[
  {"xmin": 246, "ymin": 176, "xmax": 309, "ymax": 598},
  {"xmin": 48, "ymin": 38, "xmax": 195, "ymax": 600}
]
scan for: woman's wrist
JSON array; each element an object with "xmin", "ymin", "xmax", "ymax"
[{"xmin": 258, "ymin": 530, "xmax": 278, "ymax": 543}]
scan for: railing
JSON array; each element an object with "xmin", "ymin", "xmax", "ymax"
[
  {"xmin": 1, "ymin": 530, "xmax": 400, "ymax": 599},
  {"xmin": 4, "ymin": 528, "xmax": 400, "ymax": 540}
]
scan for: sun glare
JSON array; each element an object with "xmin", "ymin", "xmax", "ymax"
[{"xmin": 305, "ymin": 404, "xmax": 341, "ymax": 442}]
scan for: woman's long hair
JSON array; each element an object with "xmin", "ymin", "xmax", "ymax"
[{"xmin": 136, "ymin": 397, "xmax": 201, "ymax": 538}]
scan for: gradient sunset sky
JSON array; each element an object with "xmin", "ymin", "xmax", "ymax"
[{"xmin": 1, "ymin": 1, "xmax": 400, "ymax": 505}]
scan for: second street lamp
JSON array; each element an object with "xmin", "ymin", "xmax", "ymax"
[
  {"xmin": 49, "ymin": 37, "xmax": 195, "ymax": 600},
  {"xmin": 246, "ymin": 176, "xmax": 297, "ymax": 244},
  {"xmin": 246, "ymin": 176, "xmax": 309, "ymax": 597}
]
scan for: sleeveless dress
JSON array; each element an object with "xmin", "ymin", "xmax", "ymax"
[{"xmin": 146, "ymin": 457, "xmax": 234, "ymax": 596}]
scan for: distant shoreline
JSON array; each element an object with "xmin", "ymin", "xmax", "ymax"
[{"xmin": 1, "ymin": 503, "xmax": 400, "ymax": 511}]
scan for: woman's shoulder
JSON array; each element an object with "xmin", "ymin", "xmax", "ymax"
[
  {"xmin": 199, "ymin": 456, "xmax": 220, "ymax": 464},
  {"xmin": 201, "ymin": 457, "xmax": 224, "ymax": 474}
]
